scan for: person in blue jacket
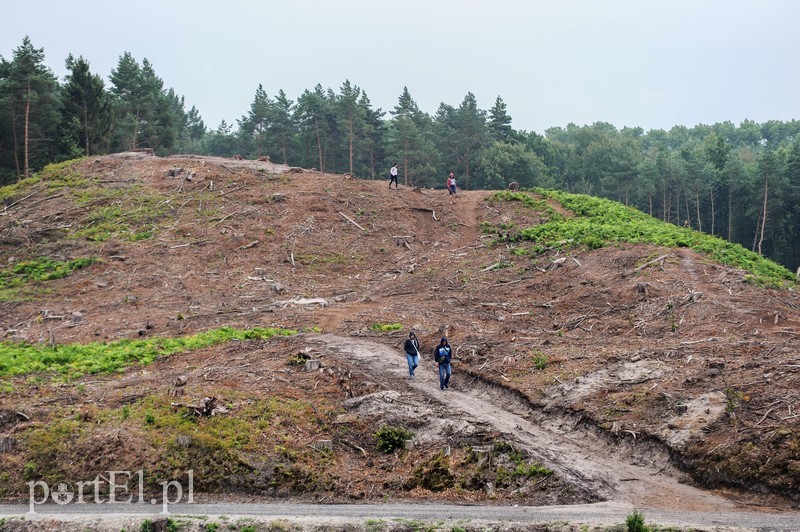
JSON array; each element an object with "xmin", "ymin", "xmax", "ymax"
[
  {"xmin": 403, "ymin": 330, "xmax": 421, "ymax": 379},
  {"xmin": 433, "ymin": 337, "xmax": 452, "ymax": 390}
]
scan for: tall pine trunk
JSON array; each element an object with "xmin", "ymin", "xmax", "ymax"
[
  {"xmin": 758, "ymin": 173, "xmax": 769, "ymax": 256},
  {"xmin": 695, "ymin": 188, "xmax": 702, "ymax": 233},
  {"xmin": 24, "ymin": 81, "xmax": 31, "ymax": 179},
  {"xmin": 347, "ymin": 113, "xmax": 354, "ymax": 176},
  {"xmin": 709, "ymin": 185, "xmax": 715, "ymax": 236},
  {"xmin": 727, "ymin": 186, "xmax": 733, "ymax": 242},
  {"xmin": 83, "ymin": 100, "xmax": 91, "ymax": 156},
  {"xmin": 10, "ymin": 105, "xmax": 21, "ymax": 180},
  {"xmin": 315, "ymin": 119, "xmax": 323, "ymax": 171}
]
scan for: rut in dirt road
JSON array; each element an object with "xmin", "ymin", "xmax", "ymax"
[{"xmin": 311, "ymin": 334, "xmax": 740, "ymax": 512}]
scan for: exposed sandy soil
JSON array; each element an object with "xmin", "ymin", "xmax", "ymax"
[{"xmin": 1, "ymin": 153, "xmax": 799, "ymax": 520}]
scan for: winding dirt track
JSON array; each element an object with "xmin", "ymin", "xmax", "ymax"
[{"xmin": 313, "ymin": 334, "xmax": 741, "ymax": 513}]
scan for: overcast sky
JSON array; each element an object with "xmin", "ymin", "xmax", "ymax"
[{"xmin": 3, "ymin": 0, "xmax": 799, "ymax": 134}]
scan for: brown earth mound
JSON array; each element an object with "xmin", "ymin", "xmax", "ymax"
[{"xmin": 0, "ymin": 153, "xmax": 798, "ymax": 511}]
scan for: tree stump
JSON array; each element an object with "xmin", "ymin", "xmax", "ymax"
[
  {"xmin": 0, "ymin": 436, "xmax": 17, "ymax": 453},
  {"xmin": 472, "ymin": 445, "xmax": 491, "ymax": 466},
  {"xmin": 305, "ymin": 359, "xmax": 321, "ymax": 371},
  {"xmin": 315, "ymin": 439, "xmax": 333, "ymax": 451}
]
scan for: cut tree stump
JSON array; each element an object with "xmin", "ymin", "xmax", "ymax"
[
  {"xmin": 305, "ymin": 359, "xmax": 321, "ymax": 371},
  {"xmin": 472, "ymin": 445, "xmax": 491, "ymax": 466},
  {"xmin": 315, "ymin": 439, "xmax": 333, "ymax": 451},
  {"xmin": 0, "ymin": 436, "xmax": 17, "ymax": 453}
]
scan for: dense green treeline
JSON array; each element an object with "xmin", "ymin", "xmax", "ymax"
[{"xmin": 2, "ymin": 37, "xmax": 800, "ymax": 270}]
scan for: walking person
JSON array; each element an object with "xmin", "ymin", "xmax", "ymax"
[
  {"xmin": 389, "ymin": 163, "xmax": 399, "ymax": 189},
  {"xmin": 433, "ymin": 337, "xmax": 452, "ymax": 390},
  {"xmin": 447, "ymin": 172, "xmax": 458, "ymax": 202},
  {"xmin": 403, "ymin": 331, "xmax": 421, "ymax": 379}
]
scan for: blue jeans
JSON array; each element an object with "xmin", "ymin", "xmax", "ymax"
[
  {"xmin": 405, "ymin": 352, "xmax": 419, "ymax": 377},
  {"xmin": 438, "ymin": 363, "xmax": 451, "ymax": 389}
]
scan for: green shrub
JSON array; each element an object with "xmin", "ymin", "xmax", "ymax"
[
  {"xmin": 375, "ymin": 425, "xmax": 414, "ymax": 453},
  {"xmin": 626, "ymin": 509, "xmax": 648, "ymax": 532}
]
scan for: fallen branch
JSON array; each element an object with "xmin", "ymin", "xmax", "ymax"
[
  {"xmin": 25, "ymin": 193, "xmax": 64, "ymax": 209},
  {"xmin": 627, "ymin": 254, "xmax": 670, "ymax": 276},
  {"xmin": 340, "ymin": 212, "xmax": 366, "ymax": 231},
  {"xmin": 409, "ymin": 206, "xmax": 438, "ymax": 220},
  {"xmin": 211, "ymin": 211, "xmax": 240, "ymax": 226},
  {"xmin": 220, "ymin": 185, "xmax": 246, "ymax": 196},
  {"xmin": 170, "ymin": 240, "xmax": 211, "ymax": 249},
  {"xmin": 239, "ymin": 240, "xmax": 259, "ymax": 250},
  {"xmin": 4, "ymin": 189, "xmax": 41, "ymax": 209},
  {"xmin": 755, "ymin": 407, "xmax": 776, "ymax": 426},
  {"xmin": 342, "ymin": 439, "xmax": 367, "ymax": 457}
]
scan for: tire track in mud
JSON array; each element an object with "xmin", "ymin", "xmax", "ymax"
[{"xmin": 312, "ymin": 333, "xmax": 741, "ymax": 512}]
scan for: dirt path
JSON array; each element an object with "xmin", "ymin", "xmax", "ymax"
[
  {"xmin": 312, "ymin": 334, "xmax": 745, "ymax": 513},
  {"xmin": 452, "ymin": 190, "xmax": 488, "ymax": 246}
]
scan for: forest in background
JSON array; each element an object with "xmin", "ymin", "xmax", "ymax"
[{"xmin": 2, "ymin": 37, "xmax": 800, "ymax": 271}]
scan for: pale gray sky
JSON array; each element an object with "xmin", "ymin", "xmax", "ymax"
[{"xmin": 3, "ymin": 0, "xmax": 799, "ymax": 134}]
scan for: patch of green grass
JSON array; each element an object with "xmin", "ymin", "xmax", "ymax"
[
  {"xmin": 0, "ymin": 175, "xmax": 43, "ymax": 202},
  {"xmin": 0, "ymin": 326, "xmax": 296, "ymax": 381},
  {"xmin": 39, "ymin": 159, "xmax": 88, "ymax": 188},
  {"xmin": 369, "ymin": 323, "xmax": 403, "ymax": 332},
  {"xmin": 0, "ymin": 257, "xmax": 96, "ymax": 289},
  {"xmin": 0, "ymin": 257, "xmax": 97, "ymax": 302},
  {"xmin": 500, "ymin": 189, "xmax": 796, "ymax": 288}
]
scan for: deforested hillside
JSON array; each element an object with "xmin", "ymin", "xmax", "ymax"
[{"xmin": 0, "ymin": 153, "xmax": 799, "ymax": 514}]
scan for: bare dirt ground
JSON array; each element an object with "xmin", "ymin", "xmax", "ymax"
[{"xmin": 1, "ymin": 153, "xmax": 800, "ymax": 529}]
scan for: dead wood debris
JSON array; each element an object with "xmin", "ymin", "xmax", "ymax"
[{"xmin": 171, "ymin": 396, "xmax": 229, "ymax": 417}]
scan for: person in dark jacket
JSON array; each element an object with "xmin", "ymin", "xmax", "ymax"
[
  {"xmin": 403, "ymin": 331, "xmax": 421, "ymax": 379},
  {"xmin": 433, "ymin": 337, "xmax": 452, "ymax": 390}
]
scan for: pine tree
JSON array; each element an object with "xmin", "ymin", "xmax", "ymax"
[
  {"xmin": 488, "ymin": 96, "xmax": 513, "ymax": 143},
  {"xmin": 238, "ymin": 84, "xmax": 273, "ymax": 158},
  {"xmin": 0, "ymin": 36, "xmax": 60, "ymax": 180},
  {"xmin": 61, "ymin": 54, "xmax": 111, "ymax": 156}
]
